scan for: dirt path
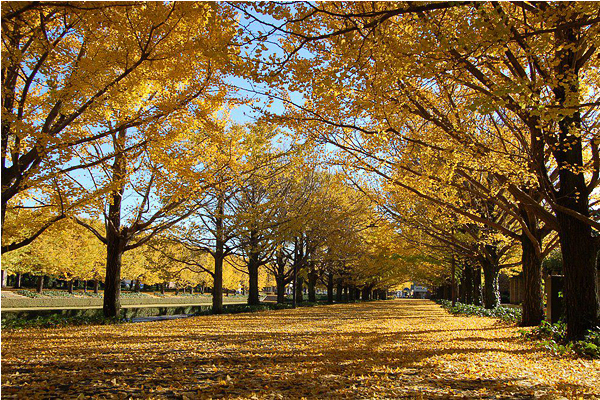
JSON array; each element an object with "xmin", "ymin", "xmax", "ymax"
[{"xmin": 2, "ymin": 299, "xmax": 598, "ymax": 399}]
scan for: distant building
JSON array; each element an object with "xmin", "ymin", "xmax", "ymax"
[{"xmin": 411, "ymin": 283, "xmax": 429, "ymax": 299}]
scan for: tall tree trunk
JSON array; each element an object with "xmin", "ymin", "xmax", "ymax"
[
  {"xmin": 247, "ymin": 229, "xmax": 260, "ymax": 306},
  {"xmin": 327, "ymin": 273, "xmax": 334, "ymax": 304},
  {"xmin": 296, "ymin": 277, "xmax": 304, "ymax": 303},
  {"xmin": 68, "ymin": 279, "xmax": 74, "ymax": 294},
  {"xmin": 104, "ymin": 237, "xmax": 124, "ymax": 317},
  {"xmin": 15, "ymin": 272, "xmax": 21, "ymax": 288},
  {"xmin": 307, "ymin": 266, "xmax": 317, "ymax": 302},
  {"xmin": 482, "ymin": 262, "xmax": 500, "ymax": 309},
  {"xmin": 520, "ymin": 208, "xmax": 544, "ymax": 326},
  {"xmin": 36, "ymin": 275, "xmax": 44, "ymax": 294},
  {"xmin": 276, "ymin": 276, "xmax": 286, "ymax": 304},
  {"xmin": 247, "ymin": 259, "xmax": 260, "ymax": 306},
  {"xmin": 93, "ymin": 279, "xmax": 99, "ymax": 294},
  {"xmin": 361, "ymin": 285, "xmax": 371, "ymax": 301},
  {"xmin": 335, "ymin": 278, "xmax": 343, "ymax": 302},
  {"xmin": 213, "ymin": 255, "xmax": 224, "ymax": 314},
  {"xmin": 473, "ymin": 266, "xmax": 482, "ymax": 305},
  {"xmin": 451, "ymin": 255, "xmax": 457, "ymax": 307},
  {"xmin": 463, "ymin": 263, "xmax": 473, "ymax": 305},
  {"xmin": 550, "ymin": 5, "xmax": 599, "ymax": 340},
  {"xmin": 213, "ymin": 194, "xmax": 225, "ymax": 314},
  {"xmin": 103, "ymin": 128, "xmax": 127, "ymax": 318}
]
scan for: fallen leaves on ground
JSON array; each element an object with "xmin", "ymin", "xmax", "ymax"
[{"xmin": 2, "ymin": 300, "xmax": 599, "ymax": 399}]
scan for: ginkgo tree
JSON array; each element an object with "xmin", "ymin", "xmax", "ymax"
[{"xmin": 242, "ymin": 1, "xmax": 600, "ymax": 340}]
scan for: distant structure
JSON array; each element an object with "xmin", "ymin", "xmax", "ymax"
[{"xmin": 411, "ymin": 283, "xmax": 429, "ymax": 299}]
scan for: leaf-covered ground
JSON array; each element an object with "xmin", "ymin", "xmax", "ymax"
[{"xmin": 2, "ymin": 300, "xmax": 598, "ymax": 399}]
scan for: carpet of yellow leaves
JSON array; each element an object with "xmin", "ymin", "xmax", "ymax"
[{"xmin": 2, "ymin": 300, "xmax": 599, "ymax": 399}]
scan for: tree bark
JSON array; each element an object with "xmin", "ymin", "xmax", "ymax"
[
  {"xmin": 68, "ymin": 279, "xmax": 74, "ymax": 294},
  {"xmin": 296, "ymin": 276, "xmax": 304, "ymax": 303},
  {"xmin": 335, "ymin": 278, "xmax": 343, "ymax": 302},
  {"xmin": 134, "ymin": 279, "xmax": 141, "ymax": 293},
  {"xmin": 213, "ymin": 194, "xmax": 225, "ymax": 313},
  {"xmin": 276, "ymin": 276, "xmax": 286, "ymax": 304},
  {"xmin": 463, "ymin": 262, "xmax": 473, "ymax": 305},
  {"xmin": 307, "ymin": 266, "xmax": 317, "ymax": 302},
  {"xmin": 361, "ymin": 285, "xmax": 372, "ymax": 301},
  {"xmin": 213, "ymin": 254, "xmax": 224, "ymax": 314},
  {"xmin": 482, "ymin": 261, "xmax": 500, "ymax": 309},
  {"xmin": 327, "ymin": 273, "xmax": 334, "ymax": 304},
  {"xmin": 94, "ymin": 279, "xmax": 99, "ymax": 294},
  {"xmin": 161, "ymin": 282, "xmax": 166, "ymax": 295},
  {"xmin": 15, "ymin": 272, "xmax": 21, "ymax": 288},
  {"xmin": 348, "ymin": 285, "xmax": 355, "ymax": 301},
  {"xmin": 550, "ymin": 5, "xmax": 599, "ymax": 340},
  {"xmin": 451, "ymin": 255, "xmax": 457, "ymax": 307},
  {"xmin": 36, "ymin": 275, "xmax": 44, "ymax": 294},
  {"xmin": 103, "ymin": 129, "xmax": 128, "ymax": 318},
  {"xmin": 104, "ymin": 237, "xmax": 124, "ymax": 317},
  {"xmin": 473, "ymin": 266, "xmax": 482, "ymax": 305},
  {"xmin": 247, "ymin": 229, "xmax": 261, "ymax": 306},
  {"xmin": 519, "ymin": 208, "xmax": 544, "ymax": 326}
]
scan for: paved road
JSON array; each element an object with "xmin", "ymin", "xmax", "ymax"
[{"xmin": 2, "ymin": 300, "xmax": 598, "ymax": 399}]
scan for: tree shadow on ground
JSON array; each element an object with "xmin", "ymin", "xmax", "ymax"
[{"xmin": 2, "ymin": 300, "xmax": 597, "ymax": 399}]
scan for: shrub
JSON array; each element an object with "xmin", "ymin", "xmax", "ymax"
[
  {"xmin": 1, "ymin": 314, "xmax": 126, "ymax": 330},
  {"xmin": 520, "ymin": 321, "xmax": 599, "ymax": 359},
  {"xmin": 435, "ymin": 299, "xmax": 522, "ymax": 323}
]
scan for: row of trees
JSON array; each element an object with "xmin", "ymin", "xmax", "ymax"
[
  {"xmin": 3, "ymin": 2, "xmax": 598, "ymax": 341},
  {"xmin": 237, "ymin": 1, "xmax": 600, "ymax": 340}
]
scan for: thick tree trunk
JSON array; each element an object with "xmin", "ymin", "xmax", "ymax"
[
  {"xmin": 68, "ymin": 279, "xmax": 74, "ymax": 294},
  {"xmin": 103, "ymin": 128, "xmax": 128, "ymax": 319},
  {"xmin": 134, "ymin": 279, "xmax": 140, "ymax": 293},
  {"xmin": 296, "ymin": 277, "xmax": 304, "ymax": 303},
  {"xmin": 104, "ymin": 238, "xmax": 124, "ymax": 317},
  {"xmin": 15, "ymin": 272, "xmax": 21, "ymax": 288},
  {"xmin": 335, "ymin": 279, "xmax": 343, "ymax": 302},
  {"xmin": 327, "ymin": 273, "xmax": 334, "ymax": 304},
  {"xmin": 463, "ymin": 263, "xmax": 473, "ymax": 305},
  {"xmin": 482, "ymin": 262, "xmax": 500, "ymax": 309},
  {"xmin": 349, "ymin": 285, "xmax": 355, "ymax": 301},
  {"xmin": 520, "ymin": 208, "xmax": 544, "ymax": 326},
  {"xmin": 276, "ymin": 276, "xmax": 286, "ymax": 304},
  {"xmin": 361, "ymin": 285, "xmax": 372, "ymax": 301},
  {"xmin": 247, "ymin": 258, "xmax": 260, "ymax": 306},
  {"xmin": 550, "ymin": 6, "xmax": 599, "ymax": 340},
  {"xmin": 36, "ymin": 275, "xmax": 44, "ymax": 294},
  {"xmin": 94, "ymin": 279, "xmax": 99, "ymax": 294}
]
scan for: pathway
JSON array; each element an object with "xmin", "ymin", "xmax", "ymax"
[{"xmin": 2, "ymin": 300, "xmax": 598, "ymax": 399}]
